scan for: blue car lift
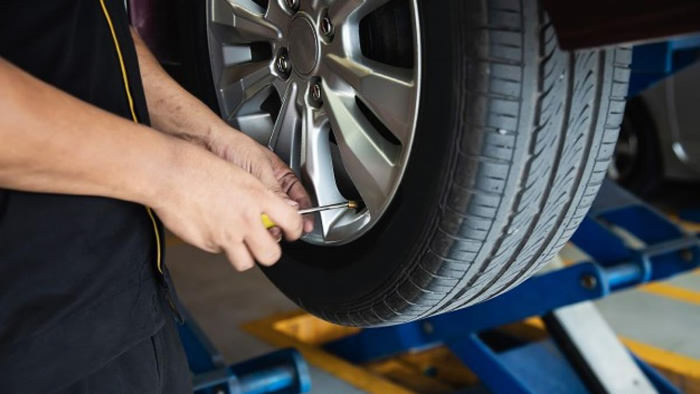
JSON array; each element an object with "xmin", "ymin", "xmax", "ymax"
[
  {"xmin": 177, "ymin": 310, "xmax": 312, "ymax": 394},
  {"xmin": 321, "ymin": 181, "xmax": 699, "ymax": 394}
]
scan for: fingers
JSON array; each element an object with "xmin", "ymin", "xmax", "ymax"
[
  {"xmin": 260, "ymin": 160, "xmax": 310, "ymax": 233},
  {"xmin": 283, "ymin": 174, "xmax": 315, "ymax": 233},
  {"xmin": 251, "ymin": 147, "xmax": 314, "ymax": 234},
  {"xmin": 275, "ymin": 167, "xmax": 314, "ymax": 233},
  {"xmin": 261, "ymin": 169, "xmax": 284, "ymax": 196},
  {"xmin": 268, "ymin": 226, "xmax": 282, "ymax": 242},
  {"xmin": 223, "ymin": 243, "xmax": 255, "ymax": 272},
  {"xmin": 225, "ymin": 218, "xmax": 282, "ymax": 270},
  {"xmin": 302, "ymin": 217, "xmax": 314, "ymax": 234},
  {"xmin": 246, "ymin": 220, "xmax": 283, "ymax": 266},
  {"xmin": 259, "ymin": 154, "xmax": 286, "ymax": 194},
  {"xmin": 278, "ymin": 171, "xmax": 311, "ymax": 206},
  {"xmin": 263, "ymin": 193, "xmax": 303, "ymax": 242}
]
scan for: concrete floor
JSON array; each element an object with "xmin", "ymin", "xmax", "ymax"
[{"xmin": 166, "ymin": 240, "xmax": 364, "ymax": 394}]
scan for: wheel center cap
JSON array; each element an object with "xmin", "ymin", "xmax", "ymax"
[{"xmin": 288, "ymin": 15, "xmax": 319, "ymax": 76}]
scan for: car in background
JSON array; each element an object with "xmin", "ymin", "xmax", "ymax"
[{"xmin": 611, "ymin": 41, "xmax": 700, "ymax": 195}]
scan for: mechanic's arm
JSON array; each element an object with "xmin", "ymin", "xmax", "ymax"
[
  {"xmin": 0, "ymin": 58, "xmax": 302, "ymax": 270},
  {"xmin": 131, "ymin": 30, "xmax": 314, "ymax": 233},
  {"xmin": 130, "ymin": 30, "xmax": 223, "ymax": 149}
]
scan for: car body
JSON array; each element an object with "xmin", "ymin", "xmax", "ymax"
[{"xmin": 641, "ymin": 60, "xmax": 700, "ymax": 181}]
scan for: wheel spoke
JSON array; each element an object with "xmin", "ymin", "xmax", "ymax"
[
  {"xmin": 300, "ymin": 106, "xmax": 347, "ymax": 237},
  {"xmin": 269, "ymin": 82, "xmax": 302, "ymax": 173},
  {"xmin": 325, "ymin": 54, "xmax": 415, "ymax": 145},
  {"xmin": 322, "ymin": 83, "xmax": 398, "ymax": 216},
  {"xmin": 219, "ymin": 45, "xmax": 254, "ymax": 67},
  {"xmin": 271, "ymin": 78, "xmax": 288, "ymax": 99},
  {"xmin": 235, "ymin": 113, "xmax": 275, "ymax": 145},
  {"xmin": 210, "ymin": 0, "xmax": 281, "ymax": 43},
  {"xmin": 263, "ymin": 0, "xmax": 290, "ymax": 32},
  {"xmin": 328, "ymin": 0, "xmax": 390, "ymax": 24},
  {"xmin": 217, "ymin": 62, "xmax": 275, "ymax": 117}
]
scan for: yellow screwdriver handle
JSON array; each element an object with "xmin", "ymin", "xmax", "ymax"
[
  {"xmin": 261, "ymin": 214, "xmax": 276, "ymax": 229},
  {"xmin": 262, "ymin": 201, "xmax": 356, "ymax": 229}
]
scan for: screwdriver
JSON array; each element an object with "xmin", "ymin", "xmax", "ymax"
[{"xmin": 262, "ymin": 201, "xmax": 359, "ymax": 229}]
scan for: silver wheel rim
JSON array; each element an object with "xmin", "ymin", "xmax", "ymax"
[{"xmin": 206, "ymin": 0, "xmax": 421, "ymax": 245}]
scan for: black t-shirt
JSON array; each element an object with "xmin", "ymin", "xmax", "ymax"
[{"xmin": 0, "ymin": 1, "xmax": 170, "ymax": 392}]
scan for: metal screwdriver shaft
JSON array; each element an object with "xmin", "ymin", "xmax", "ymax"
[
  {"xmin": 298, "ymin": 201, "xmax": 358, "ymax": 215},
  {"xmin": 262, "ymin": 201, "xmax": 358, "ymax": 229}
]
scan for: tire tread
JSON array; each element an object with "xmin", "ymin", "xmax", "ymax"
[{"xmin": 322, "ymin": 0, "xmax": 629, "ymax": 326}]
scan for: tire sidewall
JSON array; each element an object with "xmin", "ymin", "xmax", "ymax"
[{"xmin": 180, "ymin": 1, "xmax": 459, "ymax": 313}]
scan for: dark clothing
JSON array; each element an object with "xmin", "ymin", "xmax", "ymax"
[
  {"xmin": 55, "ymin": 307, "xmax": 192, "ymax": 394},
  {"xmin": 0, "ymin": 1, "xmax": 187, "ymax": 392}
]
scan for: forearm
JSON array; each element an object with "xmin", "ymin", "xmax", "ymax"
[
  {"xmin": 0, "ymin": 58, "xmax": 187, "ymax": 207},
  {"xmin": 131, "ymin": 29, "xmax": 228, "ymax": 148}
]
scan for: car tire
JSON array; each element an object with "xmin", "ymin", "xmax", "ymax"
[
  {"xmin": 177, "ymin": 0, "xmax": 630, "ymax": 326},
  {"xmin": 609, "ymin": 97, "xmax": 663, "ymax": 196}
]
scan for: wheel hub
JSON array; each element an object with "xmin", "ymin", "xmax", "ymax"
[{"xmin": 287, "ymin": 15, "xmax": 319, "ymax": 76}]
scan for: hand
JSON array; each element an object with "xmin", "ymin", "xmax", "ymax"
[
  {"xmin": 263, "ymin": 148, "xmax": 314, "ymax": 233},
  {"xmin": 208, "ymin": 127, "xmax": 314, "ymax": 234},
  {"xmin": 130, "ymin": 30, "xmax": 313, "ymax": 233},
  {"xmin": 153, "ymin": 142, "xmax": 303, "ymax": 271}
]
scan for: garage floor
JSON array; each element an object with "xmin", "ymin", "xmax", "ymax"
[
  {"xmin": 166, "ymin": 238, "xmax": 364, "ymax": 394},
  {"xmin": 167, "ymin": 190, "xmax": 700, "ymax": 393}
]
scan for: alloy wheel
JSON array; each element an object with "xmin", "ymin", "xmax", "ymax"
[{"xmin": 206, "ymin": 0, "xmax": 421, "ymax": 244}]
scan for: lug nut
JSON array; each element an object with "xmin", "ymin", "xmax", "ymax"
[
  {"xmin": 285, "ymin": 0, "xmax": 298, "ymax": 11},
  {"xmin": 321, "ymin": 17, "xmax": 334, "ymax": 38},
  {"xmin": 311, "ymin": 83, "xmax": 322, "ymax": 102},
  {"xmin": 276, "ymin": 54, "xmax": 290, "ymax": 75}
]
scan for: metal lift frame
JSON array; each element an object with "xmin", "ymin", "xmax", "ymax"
[{"xmin": 177, "ymin": 309, "xmax": 312, "ymax": 394}]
